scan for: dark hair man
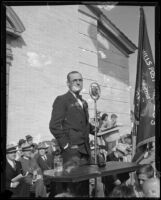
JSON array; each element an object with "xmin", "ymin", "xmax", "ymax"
[{"xmin": 49, "ymin": 71, "xmax": 94, "ymax": 197}]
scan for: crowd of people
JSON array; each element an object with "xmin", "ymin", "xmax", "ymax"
[
  {"xmin": 5, "ymin": 71, "xmax": 160, "ymax": 198},
  {"xmin": 5, "ymin": 133, "xmax": 159, "ymax": 198}
]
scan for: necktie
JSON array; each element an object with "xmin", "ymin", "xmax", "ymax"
[{"xmin": 76, "ymin": 93, "xmax": 82, "ymax": 100}]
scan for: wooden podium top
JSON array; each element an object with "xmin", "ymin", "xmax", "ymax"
[{"xmin": 44, "ymin": 161, "xmax": 140, "ymax": 182}]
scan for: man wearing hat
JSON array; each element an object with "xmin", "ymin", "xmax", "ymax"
[
  {"xmin": 36, "ymin": 142, "xmax": 53, "ymax": 171},
  {"xmin": 25, "ymin": 135, "xmax": 38, "ymax": 158},
  {"xmin": 6, "ymin": 143, "xmax": 30, "ymax": 197},
  {"xmin": 36, "ymin": 142, "xmax": 57, "ymax": 197},
  {"xmin": 25, "ymin": 135, "xmax": 33, "ymax": 145},
  {"xmin": 19, "ymin": 143, "xmax": 47, "ymax": 197}
]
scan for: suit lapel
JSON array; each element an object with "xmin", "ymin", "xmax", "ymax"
[{"xmin": 66, "ymin": 91, "xmax": 88, "ymax": 119}]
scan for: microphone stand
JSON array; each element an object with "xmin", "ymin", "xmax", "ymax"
[
  {"xmin": 89, "ymin": 82, "xmax": 101, "ymax": 197},
  {"xmin": 94, "ymin": 98, "xmax": 98, "ymax": 197}
]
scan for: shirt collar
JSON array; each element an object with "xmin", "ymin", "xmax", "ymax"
[
  {"xmin": 7, "ymin": 158, "xmax": 15, "ymax": 167},
  {"xmin": 69, "ymin": 90, "xmax": 77, "ymax": 99}
]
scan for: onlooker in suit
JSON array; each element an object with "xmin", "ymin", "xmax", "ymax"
[
  {"xmin": 36, "ymin": 142, "xmax": 53, "ymax": 171},
  {"xmin": 20, "ymin": 143, "xmax": 47, "ymax": 197},
  {"xmin": 49, "ymin": 71, "xmax": 94, "ymax": 196},
  {"xmin": 36, "ymin": 142, "xmax": 56, "ymax": 197},
  {"xmin": 6, "ymin": 143, "xmax": 30, "ymax": 197}
]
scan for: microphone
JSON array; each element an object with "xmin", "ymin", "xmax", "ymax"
[{"xmin": 89, "ymin": 82, "xmax": 101, "ymax": 101}]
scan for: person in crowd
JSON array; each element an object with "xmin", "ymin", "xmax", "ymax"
[
  {"xmin": 15, "ymin": 139, "xmax": 26, "ymax": 161},
  {"xmin": 19, "ymin": 143, "xmax": 47, "ymax": 197},
  {"xmin": 6, "ymin": 143, "xmax": 30, "ymax": 197},
  {"xmin": 50, "ymin": 138, "xmax": 61, "ymax": 156},
  {"xmin": 117, "ymin": 134, "xmax": 132, "ymax": 162},
  {"xmin": 25, "ymin": 135, "xmax": 38, "ymax": 158},
  {"xmin": 110, "ymin": 184, "xmax": 136, "ymax": 197},
  {"xmin": 102, "ymin": 146, "xmax": 130, "ymax": 197},
  {"xmin": 18, "ymin": 139, "xmax": 26, "ymax": 148},
  {"xmin": 36, "ymin": 142, "xmax": 53, "ymax": 171},
  {"xmin": 134, "ymin": 164, "xmax": 155, "ymax": 197},
  {"xmin": 99, "ymin": 113, "xmax": 111, "ymax": 131},
  {"xmin": 142, "ymin": 177, "xmax": 160, "ymax": 198},
  {"xmin": 36, "ymin": 142, "xmax": 57, "ymax": 197},
  {"xmin": 110, "ymin": 113, "xmax": 118, "ymax": 128},
  {"xmin": 49, "ymin": 71, "xmax": 95, "ymax": 197},
  {"xmin": 25, "ymin": 135, "xmax": 34, "ymax": 146}
]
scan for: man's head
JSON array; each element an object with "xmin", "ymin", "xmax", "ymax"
[
  {"xmin": 136, "ymin": 164, "xmax": 154, "ymax": 186},
  {"xmin": 124, "ymin": 134, "xmax": 132, "ymax": 145},
  {"xmin": 38, "ymin": 142, "xmax": 48, "ymax": 156},
  {"xmin": 142, "ymin": 178, "xmax": 160, "ymax": 198},
  {"xmin": 18, "ymin": 139, "xmax": 26, "ymax": 148},
  {"xmin": 110, "ymin": 114, "xmax": 118, "ymax": 126},
  {"xmin": 6, "ymin": 143, "xmax": 17, "ymax": 161},
  {"xmin": 25, "ymin": 135, "xmax": 33, "ymax": 145},
  {"xmin": 67, "ymin": 71, "xmax": 83, "ymax": 94},
  {"xmin": 101, "ymin": 113, "xmax": 108, "ymax": 122},
  {"xmin": 22, "ymin": 144, "xmax": 33, "ymax": 158}
]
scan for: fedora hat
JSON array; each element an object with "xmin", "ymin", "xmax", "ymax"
[
  {"xmin": 6, "ymin": 143, "xmax": 18, "ymax": 154},
  {"xmin": 21, "ymin": 143, "xmax": 33, "ymax": 152},
  {"xmin": 37, "ymin": 142, "xmax": 49, "ymax": 150}
]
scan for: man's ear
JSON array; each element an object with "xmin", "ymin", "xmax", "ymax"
[{"xmin": 67, "ymin": 81, "xmax": 69, "ymax": 87}]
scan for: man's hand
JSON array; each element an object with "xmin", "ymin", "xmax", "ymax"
[
  {"xmin": 11, "ymin": 181, "xmax": 19, "ymax": 188},
  {"xmin": 114, "ymin": 179, "xmax": 121, "ymax": 186}
]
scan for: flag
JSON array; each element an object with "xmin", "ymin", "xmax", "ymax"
[{"xmin": 133, "ymin": 7, "xmax": 155, "ymax": 162}]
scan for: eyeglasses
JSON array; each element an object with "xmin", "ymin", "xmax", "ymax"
[{"xmin": 71, "ymin": 79, "xmax": 83, "ymax": 83}]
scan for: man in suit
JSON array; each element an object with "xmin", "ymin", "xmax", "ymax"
[
  {"xmin": 36, "ymin": 142, "xmax": 53, "ymax": 171},
  {"xmin": 36, "ymin": 142, "xmax": 57, "ymax": 197},
  {"xmin": 6, "ymin": 143, "xmax": 30, "ymax": 197},
  {"xmin": 20, "ymin": 143, "xmax": 47, "ymax": 197},
  {"xmin": 49, "ymin": 71, "xmax": 94, "ymax": 196}
]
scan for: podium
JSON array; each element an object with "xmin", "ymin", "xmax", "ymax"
[{"xmin": 44, "ymin": 161, "xmax": 140, "ymax": 183}]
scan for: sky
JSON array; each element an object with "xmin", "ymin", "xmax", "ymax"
[{"xmin": 101, "ymin": 5, "xmax": 155, "ymax": 110}]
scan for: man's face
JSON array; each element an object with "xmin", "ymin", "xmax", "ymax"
[
  {"xmin": 138, "ymin": 173, "xmax": 149, "ymax": 186},
  {"xmin": 124, "ymin": 138, "xmax": 132, "ymax": 145},
  {"xmin": 39, "ymin": 149, "xmax": 46, "ymax": 156},
  {"xmin": 27, "ymin": 139, "xmax": 33, "ymax": 145},
  {"xmin": 67, "ymin": 73, "xmax": 83, "ymax": 93},
  {"xmin": 23, "ymin": 150, "xmax": 32, "ymax": 158},
  {"xmin": 6, "ymin": 152, "xmax": 16, "ymax": 161},
  {"xmin": 111, "ymin": 117, "xmax": 117, "ymax": 124}
]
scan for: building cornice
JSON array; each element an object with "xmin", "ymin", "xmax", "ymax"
[
  {"xmin": 6, "ymin": 6, "xmax": 25, "ymax": 37},
  {"xmin": 86, "ymin": 5, "xmax": 137, "ymax": 56}
]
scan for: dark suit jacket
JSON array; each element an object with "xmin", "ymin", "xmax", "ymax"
[
  {"xmin": 49, "ymin": 91, "xmax": 91, "ymax": 156},
  {"xmin": 6, "ymin": 159, "xmax": 30, "ymax": 197},
  {"xmin": 36, "ymin": 154, "xmax": 54, "ymax": 171}
]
